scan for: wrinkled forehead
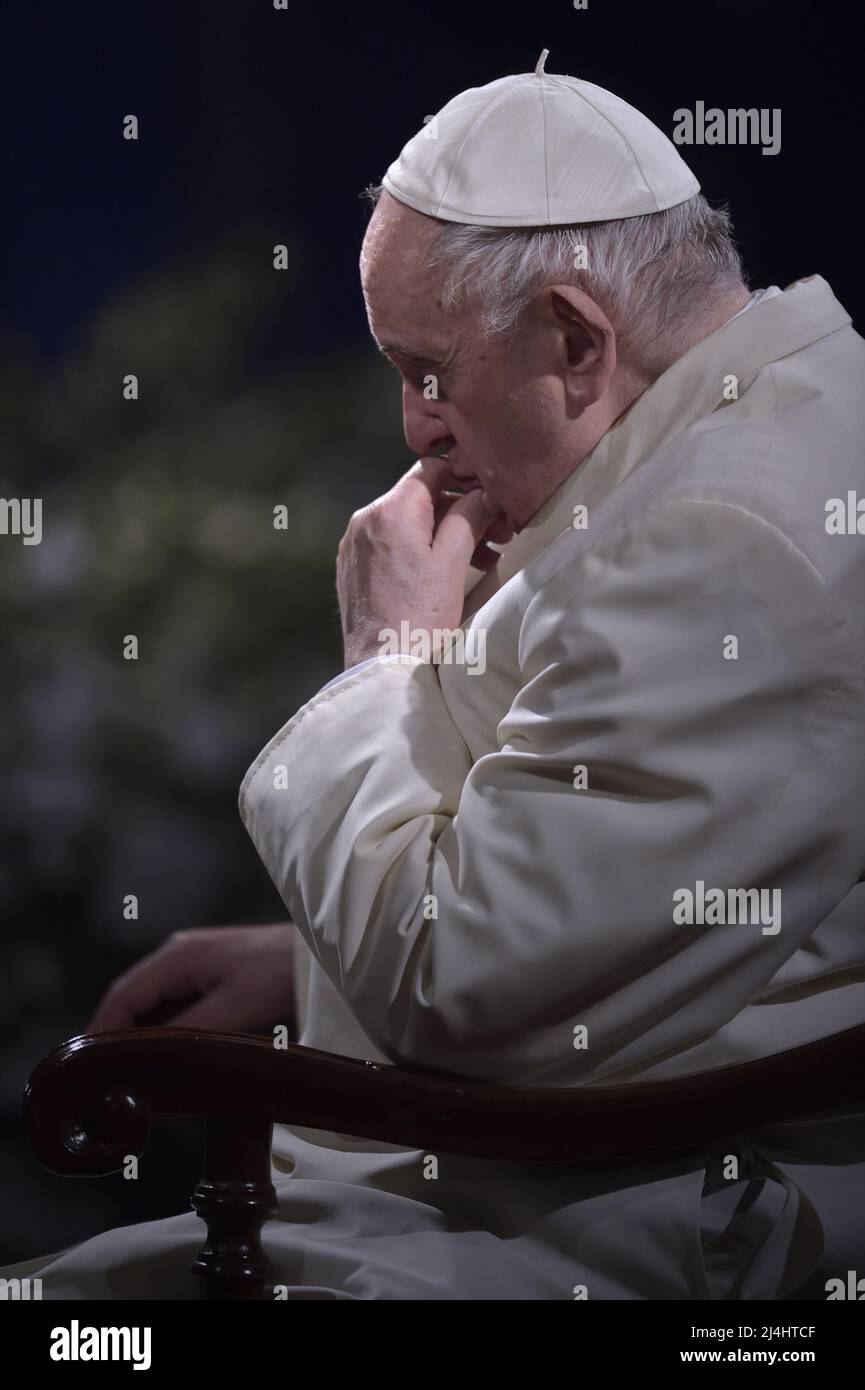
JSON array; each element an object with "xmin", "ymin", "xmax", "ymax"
[{"xmin": 360, "ymin": 192, "xmax": 446, "ymax": 328}]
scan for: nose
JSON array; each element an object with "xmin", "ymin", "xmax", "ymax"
[{"xmin": 402, "ymin": 380, "xmax": 455, "ymax": 460}]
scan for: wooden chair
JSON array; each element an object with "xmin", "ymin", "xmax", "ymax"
[{"xmin": 24, "ymin": 1022, "xmax": 865, "ymax": 1299}]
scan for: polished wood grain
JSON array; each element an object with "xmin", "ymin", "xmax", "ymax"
[{"xmin": 24, "ymin": 1022, "xmax": 865, "ymax": 1297}]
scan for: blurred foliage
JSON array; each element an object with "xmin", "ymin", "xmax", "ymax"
[{"xmin": 0, "ymin": 225, "xmax": 405, "ymax": 1107}]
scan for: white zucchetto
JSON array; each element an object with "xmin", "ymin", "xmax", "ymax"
[{"xmin": 381, "ymin": 50, "xmax": 700, "ymax": 227}]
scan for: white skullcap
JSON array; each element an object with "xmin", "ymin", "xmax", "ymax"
[{"xmin": 381, "ymin": 50, "xmax": 700, "ymax": 227}]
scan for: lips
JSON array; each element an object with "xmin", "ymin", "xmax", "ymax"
[{"xmin": 449, "ymin": 474, "xmax": 483, "ymax": 493}]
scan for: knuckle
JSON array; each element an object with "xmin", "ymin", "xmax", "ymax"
[{"xmin": 363, "ymin": 501, "xmax": 387, "ymax": 533}]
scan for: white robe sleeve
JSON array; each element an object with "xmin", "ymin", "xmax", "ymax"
[{"xmin": 239, "ymin": 499, "xmax": 863, "ymax": 1084}]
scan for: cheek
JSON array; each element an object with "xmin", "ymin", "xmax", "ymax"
[
  {"xmin": 455, "ymin": 364, "xmax": 552, "ymax": 475},
  {"xmin": 489, "ymin": 382, "xmax": 554, "ymax": 458},
  {"xmin": 460, "ymin": 412, "xmax": 522, "ymax": 479}
]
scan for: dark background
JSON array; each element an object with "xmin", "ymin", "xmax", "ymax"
[{"xmin": 1, "ymin": 0, "xmax": 860, "ymax": 1263}]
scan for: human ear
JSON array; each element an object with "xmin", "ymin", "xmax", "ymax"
[{"xmin": 545, "ymin": 285, "xmax": 616, "ymax": 407}]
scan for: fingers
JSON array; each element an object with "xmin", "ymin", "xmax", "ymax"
[
  {"xmin": 366, "ymin": 459, "xmax": 513, "ymax": 565},
  {"xmin": 386, "ymin": 458, "xmax": 451, "ymax": 523},
  {"xmin": 407, "ymin": 455, "xmax": 466, "ymax": 496},
  {"xmin": 479, "ymin": 512, "xmax": 515, "ymax": 545},
  {"xmin": 400, "ymin": 457, "xmax": 487, "ymax": 517},
  {"xmin": 433, "ymin": 485, "xmax": 510, "ymax": 568},
  {"xmin": 159, "ymin": 985, "xmax": 247, "ymax": 1032},
  {"xmin": 470, "ymin": 540, "xmax": 506, "ymax": 571},
  {"xmin": 435, "ymin": 492, "xmax": 513, "ymax": 544},
  {"xmin": 86, "ymin": 934, "xmax": 203, "ymax": 1033}
]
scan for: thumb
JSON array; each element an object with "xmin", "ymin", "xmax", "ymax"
[{"xmin": 433, "ymin": 488, "xmax": 501, "ymax": 566}]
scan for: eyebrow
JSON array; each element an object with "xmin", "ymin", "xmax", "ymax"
[{"xmin": 375, "ymin": 341, "xmax": 448, "ymax": 366}]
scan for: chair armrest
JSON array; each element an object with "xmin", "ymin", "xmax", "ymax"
[
  {"xmin": 25, "ymin": 1021, "xmax": 865, "ymax": 1174},
  {"xmin": 25, "ymin": 1024, "xmax": 865, "ymax": 1299}
]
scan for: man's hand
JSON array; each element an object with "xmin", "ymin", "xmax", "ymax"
[
  {"xmin": 86, "ymin": 923, "xmax": 297, "ymax": 1034},
  {"xmin": 336, "ymin": 458, "xmax": 514, "ymax": 669}
]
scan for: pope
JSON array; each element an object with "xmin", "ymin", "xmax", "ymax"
[{"xmin": 5, "ymin": 51, "xmax": 865, "ymax": 1301}]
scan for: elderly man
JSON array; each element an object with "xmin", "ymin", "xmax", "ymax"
[{"xmin": 6, "ymin": 57, "xmax": 865, "ymax": 1300}]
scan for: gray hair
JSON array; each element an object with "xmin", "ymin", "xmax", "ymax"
[{"xmin": 363, "ymin": 184, "xmax": 746, "ymax": 375}]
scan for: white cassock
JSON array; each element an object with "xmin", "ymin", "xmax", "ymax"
[{"xmin": 5, "ymin": 274, "xmax": 865, "ymax": 1300}]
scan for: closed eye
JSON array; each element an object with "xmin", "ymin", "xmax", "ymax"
[{"xmin": 381, "ymin": 356, "xmax": 447, "ymax": 399}]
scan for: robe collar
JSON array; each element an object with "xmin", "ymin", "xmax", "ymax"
[{"xmin": 462, "ymin": 274, "xmax": 851, "ymax": 622}]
